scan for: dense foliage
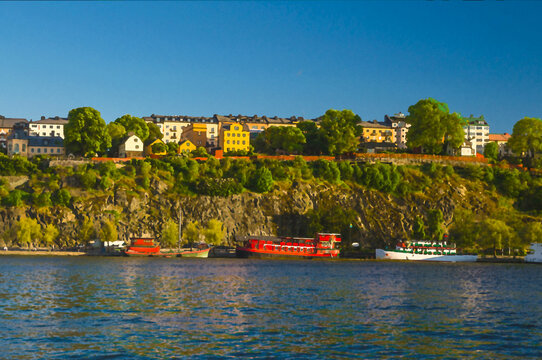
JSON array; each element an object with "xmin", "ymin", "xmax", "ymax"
[
  {"xmin": 406, "ymin": 98, "xmax": 464, "ymax": 155},
  {"xmin": 1, "ymin": 154, "xmax": 542, "ymax": 254}
]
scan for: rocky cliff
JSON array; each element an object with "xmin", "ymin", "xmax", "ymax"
[{"xmin": 0, "ymin": 172, "xmax": 500, "ymax": 249}]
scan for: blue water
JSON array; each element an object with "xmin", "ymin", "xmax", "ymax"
[{"xmin": 0, "ymin": 257, "xmax": 540, "ymax": 359}]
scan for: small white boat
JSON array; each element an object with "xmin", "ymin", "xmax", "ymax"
[
  {"xmin": 376, "ymin": 240, "xmax": 477, "ymax": 262},
  {"xmin": 525, "ymin": 243, "xmax": 542, "ymax": 263}
]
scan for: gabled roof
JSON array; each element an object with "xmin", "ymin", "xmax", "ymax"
[
  {"xmin": 144, "ymin": 138, "xmax": 165, "ymax": 147},
  {"xmin": 32, "ymin": 116, "xmax": 68, "ymax": 125},
  {"xmin": 0, "ymin": 116, "xmax": 28, "ymax": 128},
  {"xmin": 488, "ymin": 133, "xmax": 511, "ymax": 142},
  {"xmin": 120, "ymin": 132, "xmax": 141, "ymax": 144}
]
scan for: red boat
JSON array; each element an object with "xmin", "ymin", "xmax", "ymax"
[
  {"xmin": 124, "ymin": 237, "xmax": 161, "ymax": 256},
  {"xmin": 236, "ymin": 233, "xmax": 341, "ymax": 259}
]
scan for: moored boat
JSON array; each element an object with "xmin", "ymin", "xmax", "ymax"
[
  {"xmin": 376, "ymin": 240, "xmax": 477, "ymax": 262},
  {"xmin": 236, "ymin": 233, "xmax": 341, "ymax": 259},
  {"xmin": 525, "ymin": 243, "xmax": 542, "ymax": 263},
  {"xmin": 125, "ymin": 237, "xmax": 161, "ymax": 256}
]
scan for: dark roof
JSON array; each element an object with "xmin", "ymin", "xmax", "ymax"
[
  {"xmin": 361, "ymin": 120, "xmax": 392, "ymax": 129},
  {"xmin": 28, "ymin": 136, "xmax": 64, "ymax": 147},
  {"xmin": 0, "ymin": 116, "xmax": 28, "ymax": 128},
  {"xmin": 33, "ymin": 116, "xmax": 68, "ymax": 125}
]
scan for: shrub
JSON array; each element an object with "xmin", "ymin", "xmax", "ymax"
[
  {"xmin": 52, "ymin": 189, "xmax": 71, "ymax": 207},
  {"xmin": 248, "ymin": 167, "xmax": 274, "ymax": 193}
]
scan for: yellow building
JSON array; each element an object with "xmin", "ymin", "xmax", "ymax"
[
  {"xmin": 144, "ymin": 138, "xmax": 167, "ymax": 156},
  {"xmin": 219, "ymin": 124, "xmax": 250, "ymax": 152},
  {"xmin": 361, "ymin": 121, "xmax": 396, "ymax": 143},
  {"xmin": 178, "ymin": 139, "xmax": 196, "ymax": 154}
]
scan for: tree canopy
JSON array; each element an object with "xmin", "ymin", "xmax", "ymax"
[
  {"xmin": 508, "ymin": 117, "xmax": 542, "ymax": 161},
  {"xmin": 64, "ymin": 107, "xmax": 111, "ymax": 156},
  {"xmin": 147, "ymin": 122, "xmax": 163, "ymax": 141},
  {"xmin": 405, "ymin": 98, "xmax": 464, "ymax": 155},
  {"xmin": 319, "ymin": 109, "xmax": 362, "ymax": 155},
  {"xmin": 253, "ymin": 126, "xmax": 306, "ymax": 154},
  {"xmin": 484, "ymin": 142, "xmax": 499, "ymax": 161},
  {"xmin": 296, "ymin": 121, "xmax": 325, "ymax": 155},
  {"xmin": 114, "ymin": 114, "xmax": 150, "ymax": 142}
]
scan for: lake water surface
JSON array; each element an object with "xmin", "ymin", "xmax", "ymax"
[{"xmin": 0, "ymin": 257, "xmax": 540, "ymax": 359}]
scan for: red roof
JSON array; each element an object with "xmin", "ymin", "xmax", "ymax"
[{"xmin": 488, "ymin": 133, "xmax": 511, "ymax": 142}]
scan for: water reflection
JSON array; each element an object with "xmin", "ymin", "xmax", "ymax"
[{"xmin": 0, "ymin": 257, "xmax": 541, "ymax": 359}]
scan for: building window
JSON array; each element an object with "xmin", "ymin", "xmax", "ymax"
[
  {"xmin": 57, "ymin": 149, "xmax": 60, "ymax": 153},
  {"xmin": 135, "ymin": 145, "xmax": 139, "ymax": 149},
  {"xmin": 242, "ymin": 133, "xmax": 246, "ymax": 137},
  {"xmin": 242, "ymin": 141, "xmax": 245, "ymax": 145},
  {"xmin": 22, "ymin": 144, "xmax": 26, "ymax": 152},
  {"xmin": 51, "ymin": 148, "xmax": 54, "ymax": 153},
  {"xmin": 227, "ymin": 140, "xmax": 230, "ymax": 144},
  {"xmin": 31, "ymin": 148, "xmax": 34, "ymax": 153},
  {"xmin": 37, "ymin": 148, "xmax": 41, "ymax": 153},
  {"xmin": 234, "ymin": 126, "xmax": 239, "ymax": 131},
  {"xmin": 14, "ymin": 144, "xmax": 19, "ymax": 153}
]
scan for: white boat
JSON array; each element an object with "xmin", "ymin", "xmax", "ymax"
[
  {"xmin": 376, "ymin": 240, "xmax": 477, "ymax": 262},
  {"xmin": 525, "ymin": 243, "xmax": 542, "ymax": 263}
]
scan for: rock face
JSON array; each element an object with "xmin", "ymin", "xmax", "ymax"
[{"xmin": 0, "ymin": 175, "xmax": 498, "ymax": 249}]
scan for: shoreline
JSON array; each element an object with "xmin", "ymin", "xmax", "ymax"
[{"xmin": 0, "ymin": 250, "xmax": 88, "ymax": 256}]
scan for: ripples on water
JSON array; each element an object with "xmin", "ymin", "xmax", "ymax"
[{"xmin": 0, "ymin": 257, "xmax": 541, "ymax": 359}]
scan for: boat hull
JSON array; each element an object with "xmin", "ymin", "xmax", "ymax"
[
  {"xmin": 180, "ymin": 248, "xmax": 210, "ymax": 258},
  {"xmin": 236, "ymin": 247, "xmax": 339, "ymax": 259},
  {"xmin": 525, "ymin": 243, "xmax": 542, "ymax": 263},
  {"xmin": 376, "ymin": 249, "xmax": 477, "ymax": 262}
]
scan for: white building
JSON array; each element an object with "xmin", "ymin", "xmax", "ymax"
[
  {"xmin": 29, "ymin": 116, "xmax": 68, "ymax": 138},
  {"xmin": 461, "ymin": 115, "xmax": 489, "ymax": 154},
  {"xmin": 383, "ymin": 112, "xmax": 410, "ymax": 149},
  {"xmin": 118, "ymin": 133, "xmax": 144, "ymax": 158}
]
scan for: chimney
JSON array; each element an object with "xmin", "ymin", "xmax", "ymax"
[{"xmin": 41, "ymin": 116, "xmax": 46, "ymax": 120}]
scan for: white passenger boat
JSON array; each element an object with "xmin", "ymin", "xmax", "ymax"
[
  {"xmin": 525, "ymin": 243, "xmax": 542, "ymax": 263},
  {"xmin": 376, "ymin": 240, "xmax": 477, "ymax": 262}
]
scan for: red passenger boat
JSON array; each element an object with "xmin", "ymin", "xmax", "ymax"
[
  {"xmin": 124, "ymin": 237, "xmax": 161, "ymax": 256},
  {"xmin": 236, "ymin": 233, "xmax": 341, "ymax": 259}
]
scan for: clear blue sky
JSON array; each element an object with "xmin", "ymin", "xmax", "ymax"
[{"xmin": 1, "ymin": 1, "xmax": 541, "ymax": 133}]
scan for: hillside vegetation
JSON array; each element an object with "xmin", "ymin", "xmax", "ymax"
[{"xmin": 1, "ymin": 154, "xmax": 541, "ymax": 255}]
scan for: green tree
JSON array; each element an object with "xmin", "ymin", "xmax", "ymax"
[
  {"xmin": 107, "ymin": 122, "xmax": 127, "ymax": 156},
  {"xmin": 161, "ymin": 219, "xmax": 178, "ymax": 248},
  {"xmin": 42, "ymin": 224, "xmax": 59, "ymax": 247},
  {"xmin": 203, "ymin": 219, "xmax": 225, "ymax": 246},
  {"xmin": 508, "ymin": 117, "xmax": 542, "ymax": 165},
  {"xmin": 412, "ymin": 216, "xmax": 426, "ymax": 239},
  {"xmin": 191, "ymin": 147, "xmax": 209, "ymax": 157},
  {"xmin": 114, "ymin": 114, "xmax": 150, "ymax": 142},
  {"xmin": 297, "ymin": 121, "xmax": 325, "ymax": 155},
  {"xmin": 427, "ymin": 209, "xmax": 444, "ymax": 241},
  {"xmin": 52, "ymin": 189, "xmax": 71, "ymax": 207},
  {"xmin": 484, "ymin": 142, "xmax": 499, "ymax": 161},
  {"xmin": 147, "ymin": 122, "xmax": 163, "ymax": 141},
  {"xmin": 152, "ymin": 142, "xmax": 167, "ymax": 154},
  {"xmin": 33, "ymin": 192, "xmax": 52, "ymax": 208},
  {"xmin": 16, "ymin": 217, "xmax": 41, "ymax": 248},
  {"xmin": 100, "ymin": 221, "xmax": 118, "ymax": 245},
  {"xmin": 3, "ymin": 190, "xmax": 25, "ymax": 207},
  {"xmin": 319, "ymin": 109, "xmax": 362, "ymax": 155},
  {"xmin": 405, "ymin": 98, "xmax": 464, "ymax": 154},
  {"xmin": 184, "ymin": 221, "xmax": 202, "ymax": 245},
  {"xmin": 64, "ymin": 107, "xmax": 112, "ymax": 156},
  {"xmin": 78, "ymin": 218, "xmax": 96, "ymax": 245},
  {"xmin": 254, "ymin": 126, "xmax": 306, "ymax": 154},
  {"xmin": 249, "ymin": 167, "xmax": 274, "ymax": 193},
  {"xmin": 478, "ymin": 218, "xmax": 514, "ymax": 257},
  {"xmin": 167, "ymin": 142, "xmax": 180, "ymax": 155}
]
